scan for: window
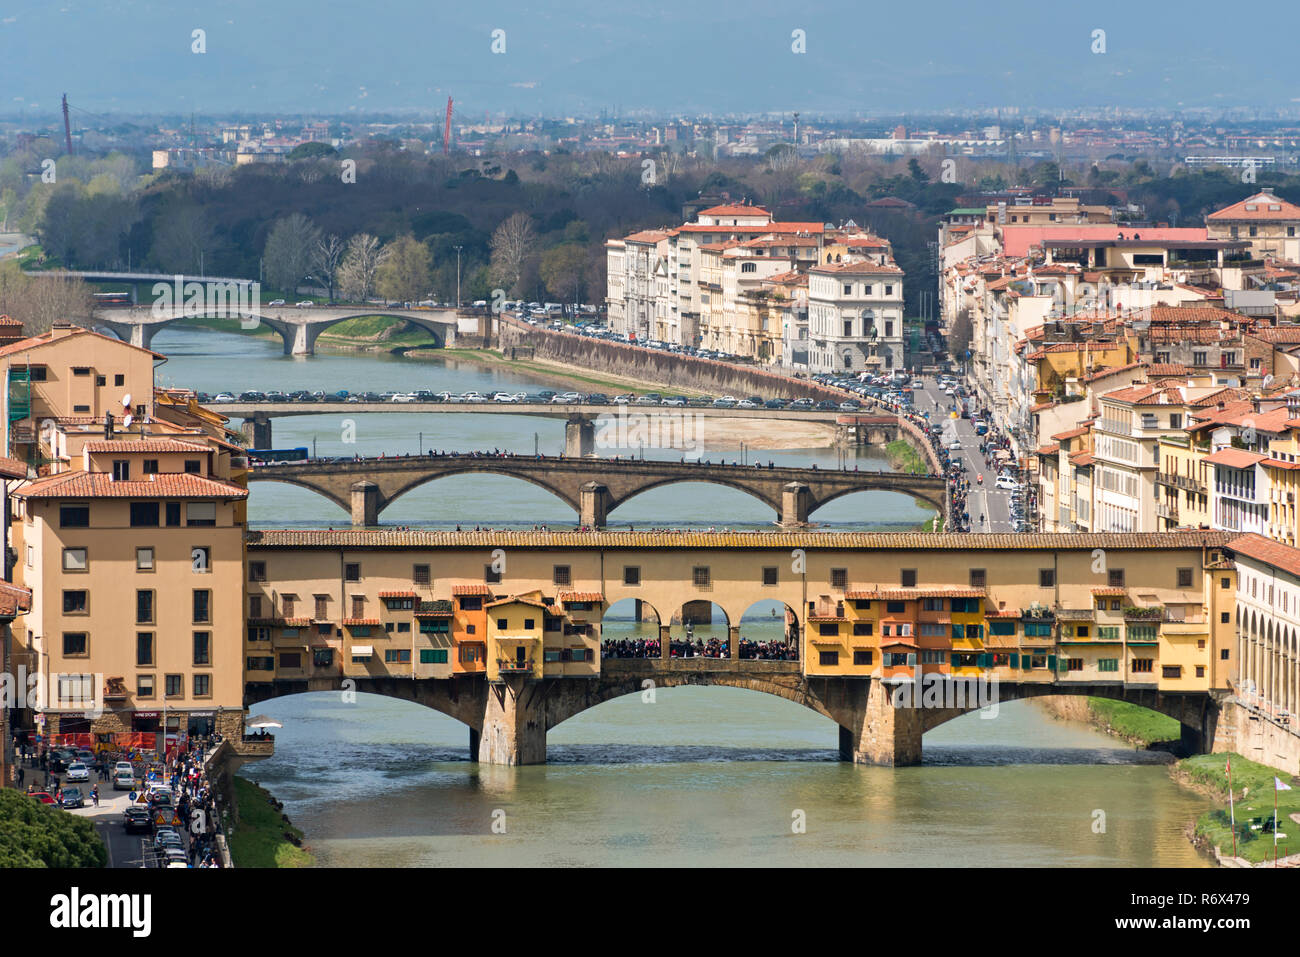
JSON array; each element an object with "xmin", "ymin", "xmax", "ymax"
[
  {"xmin": 1221, "ymin": 612, "xmax": 1230, "ymax": 624},
  {"xmin": 623, "ymin": 566, "xmax": 640, "ymax": 586},
  {"xmin": 192, "ymin": 673, "xmax": 211, "ymax": 697},
  {"xmin": 819, "ymin": 650, "xmax": 839, "ymax": 666},
  {"xmin": 62, "ymin": 590, "xmax": 88, "ymax": 614},
  {"xmin": 420, "ymin": 649, "xmax": 448, "ymax": 664},
  {"xmin": 413, "ymin": 564, "xmax": 430, "ymax": 585},
  {"xmin": 852, "ymin": 622, "xmax": 873, "ymax": 636},
  {"xmin": 1097, "ymin": 626, "xmax": 1119, "ymax": 641},
  {"xmin": 485, "ymin": 564, "xmax": 502, "ymax": 584},
  {"xmin": 553, "ymin": 565, "xmax": 571, "ymax": 586},
  {"xmin": 249, "ymin": 561, "xmax": 266, "ymax": 582},
  {"xmin": 854, "ymin": 600, "xmax": 871, "ymax": 610},
  {"xmin": 280, "ymin": 653, "xmax": 302, "ymax": 669},
  {"xmin": 136, "ymin": 632, "xmax": 153, "ymax": 666},
  {"xmin": 523, "ymin": 619, "xmax": 535, "ymax": 630},
  {"xmin": 1067, "ymin": 658, "xmax": 1084, "ymax": 672},
  {"xmin": 920, "ymin": 622, "xmax": 947, "ymax": 637},
  {"xmin": 853, "ymin": 650, "xmax": 872, "ymax": 666},
  {"xmin": 60, "ymin": 504, "xmax": 90, "ymax": 528},
  {"xmin": 136, "ymin": 547, "xmax": 154, "ymax": 571},
  {"xmin": 966, "ymin": 569, "xmax": 986, "ymax": 588},
  {"xmin": 129, "ymin": 502, "xmax": 160, "ymax": 527},
  {"xmin": 184, "ymin": 459, "xmax": 202, "ymax": 474},
  {"xmin": 921, "ymin": 598, "xmax": 943, "ymax": 611},
  {"xmin": 193, "ymin": 589, "xmax": 211, "ymax": 623},
  {"xmin": 315, "ymin": 596, "xmax": 328, "ymax": 619},
  {"xmin": 165, "ymin": 503, "xmax": 181, "ymax": 526},
  {"xmin": 1098, "ymin": 658, "xmax": 1119, "ymax": 673},
  {"xmin": 57, "ymin": 674, "xmax": 92, "ymax": 704},
  {"xmin": 1162, "ymin": 665, "xmax": 1182, "ymax": 679},
  {"xmin": 1108, "ymin": 569, "xmax": 1125, "ymax": 588},
  {"xmin": 886, "ymin": 601, "xmax": 905, "ymax": 614},
  {"xmin": 112, "ymin": 460, "xmax": 130, "ymax": 481},
  {"xmin": 1131, "ymin": 658, "xmax": 1154, "ymax": 674},
  {"xmin": 497, "ymin": 618, "xmax": 508, "ymax": 630},
  {"xmin": 384, "ymin": 649, "xmax": 412, "ymax": 663},
  {"xmin": 951, "ymin": 598, "xmax": 979, "ymax": 614},
  {"xmin": 1176, "ymin": 567, "xmax": 1193, "ymax": 588},
  {"xmin": 137, "ymin": 674, "xmax": 154, "ymax": 697},
  {"xmin": 313, "ymin": 649, "xmax": 334, "ymax": 667},
  {"xmin": 136, "ymin": 590, "xmax": 154, "ymax": 624},
  {"xmin": 693, "ymin": 566, "xmax": 711, "ymax": 587},
  {"xmin": 62, "ymin": 547, "xmax": 87, "ymax": 572},
  {"xmin": 762, "ymin": 567, "xmax": 778, "ymax": 586},
  {"xmin": 460, "ymin": 597, "xmax": 482, "ymax": 611},
  {"xmin": 901, "ymin": 569, "xmax": 917, "ymax": 587},
  {"xmin": 1196, "ymin": 665, "xmax": 1205, "ymax": 678},
  {"xmin": 186, "ymin": 502, "xmax": 216, "ymax": 526},
  {"xmin": 345, "ymin": 563, "xmax": 360, "ymax": 582},
  {"xmin": 351, "ymin": 596, "xmax": 365, "ymax": 618},
  {"xmin": 193, "ymin": 632, "xmax": 210, "ymax": 666},
  {"xmin": 249, "ymin": 595, "xmax": 263, "ymax": 618},
  {"xmin": 29, "ymin": 366, "xmax": 46, "ymax": 381},
  {"xmin": 72, "ymin": 367, "xmax": 90, "ymax": 377},
  {"xmin": 818, "ymin": 623, "xmax": 840, "ymax": 636},
  {"xmin": 165, "ymin": 674, "xmax": 183, "ymax": 697},
  {"xmin": 62, "ymin": 632, "xmax": 88, "ymax": 656},
  {"xmin": 830, "ymin": 568, "xmax": 847, "ymax": 588}
]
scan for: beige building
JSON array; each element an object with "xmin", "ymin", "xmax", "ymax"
[{"xmin": 1206, "ymin": 188, "xmax": 1300, "ymax": 263}]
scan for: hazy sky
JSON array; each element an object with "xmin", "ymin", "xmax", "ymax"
[{"xmin": 3, "ymin": 0, "xmax": 1295, "ymax": 121}]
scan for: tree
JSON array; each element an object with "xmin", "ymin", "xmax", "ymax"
[
  {"xmin": 337, "ymin": 233, "xmax": 389, "ymax": 302},
  {"xmin": 288, "ymin": 142, "xmax": 338, "ymax": 161},
  {"xmin": 908, "ymin": 158, "xmax": 930, "ymax": 186},
  {"xmin": 375, "ymin": 235, "xmax": 431, "ymax": 304},
  {"xmin": 539, "ymin": 244, "xmax": 587, "ymax": 304},
  {"xmin": 311, "ymin": 234, "xmax": 345, "ymax": 301},
  {"xmin": 263, "ymin": 213, "xmax": 320, "ymax": 295},
  {"xmin": 0, "ymin": 261, "xmax": 91, "ymax": 335},
  {"xmin": 489, "ymin": 212, "xmax": 535, "ymax": 295},
  {"xmin": 0, "ymin": 788, "xmax": 107, "ymax": 867},
  {"xmin": 149, "ymin": 202, "xmax": 214, "ymax": 275}
]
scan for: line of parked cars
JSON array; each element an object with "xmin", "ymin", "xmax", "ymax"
[{"xmin": 201, "ymin": 390, "xmax": 862, "ymax": 411}]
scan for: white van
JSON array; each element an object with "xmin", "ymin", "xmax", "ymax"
[{"xmin": 995, "ymin": 475, "xmax": 1021, "ymax": 492}]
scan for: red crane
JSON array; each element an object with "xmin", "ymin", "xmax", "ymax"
[{"xmin": 443, "ymin": 97, "xmax": 453, "ymax": 154}]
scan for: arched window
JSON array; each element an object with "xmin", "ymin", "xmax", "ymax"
[
  {"xmin": 741, "ymin": 262, "xmax": 757, "ymax": 273},
  {"xmin": 843, "ymin": 353, "xmax": 853, "ymax": 369}
]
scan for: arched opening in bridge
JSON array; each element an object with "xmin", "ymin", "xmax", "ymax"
[
  {"xmin": 668, "ymin": 601, "xmax": 730, "ymax": 657},
  {"xmin": 380, "ymin": 473, "xmax": 577, "ymax": 529},
  {"xmin": 737, "ymin": 600, "xmax": 800, "ymax": 661},
  {"xmin": 245, "ymin": 480, "xmax": 350, "ymax": 525},
  {"xmin": 607, "ymin": 480, "xmax": 775, "ymax": 530},
  {"xmin": 807, "ymin": 488, "xmax": 939, "ymax": 531},
  {"xmin": 600, "ymin": 598, "xmax": 664, "ymax": 658}
]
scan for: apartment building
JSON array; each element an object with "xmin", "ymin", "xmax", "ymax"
[
  {"xmin": 806, "ymin": 260, "xmax": 906, "ymax": 372},
  {"xmin": 1206, "ymin": 188, "xmax": 1300, "ymax": 263}
]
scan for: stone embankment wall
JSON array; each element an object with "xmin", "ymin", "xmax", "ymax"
[{"xmin": 1212, "ymin": 699, "xmax": 1300, "ymax": 775}]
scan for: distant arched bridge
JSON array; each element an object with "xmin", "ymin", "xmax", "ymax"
[{"xmin": 247, "ymin": 452, "xmax": 949, "ymax": 527}]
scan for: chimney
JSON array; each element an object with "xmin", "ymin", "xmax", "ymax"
[
  {"xmin": 103, "ymin": 411, "xmax": 115, "ymax": 440},
  {"xmin": 1251, "ymin": 396, "xmax": 1261, "ymax": 414}
]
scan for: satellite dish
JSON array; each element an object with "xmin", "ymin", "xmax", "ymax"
[
  {"xmin": 121, "ymin": 393, "xmax": 132, "ymax": 408},
  {"xmin": 122, "ymin": 414, "xmax": 134, "ymax": 429}
]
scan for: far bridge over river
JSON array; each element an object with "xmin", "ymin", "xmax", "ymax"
[{"xmin": 248, "ymin": 451, "xmax": 949, "ymax": 527}]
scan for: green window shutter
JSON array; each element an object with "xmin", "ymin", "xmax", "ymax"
[
  {"xmin": 951, "ymin": 653, "xmax": 961, "ymax": 668},
  {"xmin": 1047, "ymin": 654, "xmax": 1056, "ymax": 671},
  {"xmin": 1010, "ymin": 653, "xmax": 1019, "ymax": 668},
  {"xmin": 977, "ymin": 653, "xmax": 990, "ymax": 668},
  {"xmin": 952, "ymin": 624, "xmax": 963, "ymax": 639}
]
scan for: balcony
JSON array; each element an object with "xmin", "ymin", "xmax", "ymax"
[
  {"xmin": 1155, "ymin": 472, "xmax": 1207, "ymax": 494},
  {"xmin": 1155, "ymin": 501, "xmax": 1179, "ymax": 522},
  {"xmin": 496, "ymin": 658, "xmax": 535, "ymax": 676},
  {"xmin": 1055, "ymin": 608, "xmax": 1095, "ymax": 621}
]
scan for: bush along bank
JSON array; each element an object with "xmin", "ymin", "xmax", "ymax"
[
  {"xmin": 1175, "ymin": 753, "xmax": 1300, "ymax": 866},
  {"xmin": 228, "ymin": 776, "xmax": 314, "ymax": 868}
]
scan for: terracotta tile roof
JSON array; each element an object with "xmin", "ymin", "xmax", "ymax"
[
  {"xmin": 0, "ymin": 581, "xmax": 32, "ymax": 618},
  {"xmin": 698, "ymin": 204, "xmax": 772, "ymax": 217},
  {"xmin": 0, "ymin": 456, "xmax": 28, "ymax": 480},
  {"xmin": 1228, "ymin": 533, "xmax": 1300, "ymax": 578},
  {"xmin": 82, "ymin": 439, "xmax": 210, "ymax": 454},
  {"xmin": 1145, "ymin": 363, "xmax": 1191, "ymax": 377},
  {"xmin": 378, "ymin": 590, "xmax": 417, "ymax": 598},
  {"xmin": 244, "ymin": 529, "xmax": 1234, "ymax": 551},
  {"xmin": 486, "ymin": 595, "xmax": 549, "ymax": 609},
  {"xmin": 1029, "ymin": 401, "xmax": 1057, "ymax": 413},
  {"xmin": 1101, "ymin": 384, "xmax": 1187, "ymax": 406},
  {"xmin": 1069, "ymin": 451, "xmax": 1095, "ymax": 466},
  {"xmin": 1245, "ymin": 327, "xmax": 1300, "ymax": 344},
  {"xmin": 846, "ymin": 587, "xmax": 985, "ymax": 600},
  {"xmin": 807, "ymin": 614, "xmax": 848, "ymax": 623},
  {"xmin": 1052, "ymin": 425, "xmax": 1092, "ymax": 441},
  {"xmin": 558, "ymin": 592, "xmax": 604, "ymax": 603},
  {"xmin": 342, "ymin": 618, "xmax": 380, "ymax": 627},
  {"xmin": 984, "ymin": 608, "xmax": 1021, "ymax": 618},
  {"xmin": 623, "ymin": 229, "xmax": 670, "ymax": 244},
  {"xmin": 1091, "ymin": 586, "xmax": 1129, "ymax": 596},
  {"xmin": 1036, "ymin": 443, "xmax": 1060, "ymax": 455},
  {"xmin": 0, "ymin": 325, "xmax": 165, "ymax": 360},
  {"xmin": 1205, "ymin": 448, "xmax": 1267, "ymax": 469},
  {"xmin": 12, "ymin": 471, "xmax": 248, "ymax": 499},
  {"xmin": 1207, "ymin": 191, "xmax": 1300, "ymax": 222},
  {"xmin": 451, "ymin": 584, "xmax": 493, "ymax": 597},
  {"xmin": 880, "ymin": 638, "xmax": 919, "ymax": 648},
  {"xmin": 249, "ymin": 617, "xmax": 312, "ymax": 627},
  {"xmin": 1263, "ymin": 458, "xmax": 1300, "ymax": 471},
  {"xmin": 810, "ymin": 260, "xmax": 905, "ymax": 276},
  {"xmin": 1084, "ymin": 361, "xmax": 1145, "ymax": 383}
]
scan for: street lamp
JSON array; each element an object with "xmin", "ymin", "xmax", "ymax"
[{"xmin": 454, "ymin": 246, "xmax": 463, "ymax": 309}]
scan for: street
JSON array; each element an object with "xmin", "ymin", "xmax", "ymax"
[
  {"xmin": 913, "ymin": 376, "xmax": 1018, "ymax": 533},
  {"xmin": 65, "ymin": 788, "xmax": 153, "ymax": 868}
]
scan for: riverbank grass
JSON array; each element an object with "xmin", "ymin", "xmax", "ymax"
[
  {"xmin": 1086, "ymin": 698, "xmax": 1181, "ymax": 748},
  {"xmin": 885, "ymin": 438, "xmax": 927, "ymax": 475},
  {"xmin": 1178, "ymin": 753, "xmax": 1300, "ymax": 864},
  {"xmin": 228, "ymin": 776, "xmax": 314, "ymax": 868}
]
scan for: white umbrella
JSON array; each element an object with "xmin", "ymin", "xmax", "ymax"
[{"xmin": 244, "ymin": 715, "xmax": 283, "ymax": 729}]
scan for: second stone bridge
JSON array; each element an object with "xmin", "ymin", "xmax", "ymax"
[{"xmin": 249, "ymin": 452, "xmax": 949, "ymax": 527}]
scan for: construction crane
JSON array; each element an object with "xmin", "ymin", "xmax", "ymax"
[
  {"xmin": 62, "ymin": 93, "xmax": 72, "ymax": 154},
  {"xmin": 443, "ymin": 97, "xmax": 454, "ymax": 154}
]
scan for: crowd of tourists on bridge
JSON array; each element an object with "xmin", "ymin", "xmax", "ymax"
[{"xmin": 601, "ymin": 636, "xmax": 799, "ymax": 660}]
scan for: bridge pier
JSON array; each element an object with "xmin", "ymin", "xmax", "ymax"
[
  {"xmin": 659, "ymin": 625, "xmax": 671, "ymax": 659},
  {"xmin": 242, "ymin": 414, "xmax": 272, "ymax": 450},
  {"xmin": 351, "ymin": 481, "xmax": 381, "ymax": 526},
  {"xmin": 478, "ymin": 680, "xmax": 547, "ymax": 765},
  {"xmin": 565, "ymin": 416, "xmax": 595, "ymax": 457},
  {"xmin": 836, "ymin": 680, "xmax": 924, "ymax": 766},
  {"xmin": 780, "ymin": 482, "xmax": 812, "ymax": 527},
  {"xmin": 579, "ymin": 482, "xmax": 611, "ymax": 528},
  {"xmin": 728, "ymin": 626, "xmax": 740, "ymax": 660}
]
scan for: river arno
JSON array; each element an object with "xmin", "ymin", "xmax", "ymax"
[{"xmin": 153, "ymin": 326, "xmax": 1213, "ymax": 866}]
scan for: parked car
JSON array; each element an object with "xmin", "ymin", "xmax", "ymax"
[
  {"xmin": 995, "ymin": 475, "xmax": 1021, "ymax": 492},
  {"xmin": 267, "ymin": 299, "xmax": 286, "ymax": 307},
  {"xmin": 29, "ymin": 791, "xmax": 55, "ymax": 805},
  {"xmin": 65, "ymin": 762, "xmax": 89, "ymax": 783},
  {"xmin": 295, "ymin": 301, "xmax": 314, "ymax": 307}
]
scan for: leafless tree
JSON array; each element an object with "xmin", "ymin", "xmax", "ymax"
[
  {"xmin": 489, "ymin": 212, "xmax": 535, "ymax": 295},
  {"xmin": 0, "ymin": 262, "xmax": 91, "ymax": 335},
  {"xmin": 337, "ymin": 233, "xmax": 390, "ymax": 302},
  {"xmin": 312, "ymin": 234, "xmax": 346, "ymax": 301}
]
